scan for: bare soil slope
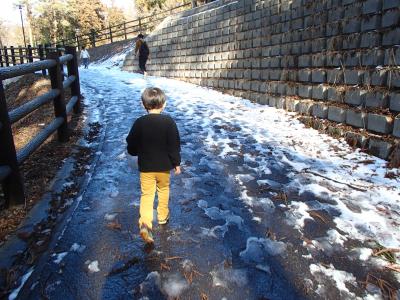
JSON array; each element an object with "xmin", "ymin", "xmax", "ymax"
[{"xmin": 0, "ymin": 74, "xmax": 83, "ymax": 245}]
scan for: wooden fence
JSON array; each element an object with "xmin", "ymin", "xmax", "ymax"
[
  {"xmin": 61, "ymin": 2, "xmax": 192, "ymax": 48},
  {"xmin": 0, "ymin": 45, "xmax": 65, "ymax": 75},
  {"xmin": 0, "ymin": 46, "xmax": 81, "ymax": 208}
]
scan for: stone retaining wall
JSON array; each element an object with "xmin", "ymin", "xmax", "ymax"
[{"xmin": 123, "ymin": 0, "xmax": 400, "ymax": 160}]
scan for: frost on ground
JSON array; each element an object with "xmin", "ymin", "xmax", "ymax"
[
  {"xmin": 78, "ymin": 55, "xmax": 400, "ymax": 298},
  {"xmin": 161, "ymin": 273, "xmax": 189, "ymax": 298},
  {"xmin": 240, "ymin": 237, "xmax": 287, "ymax": 262},
  {"xmin": 52, "ymin": 252, "xmax": 68, "ymax": 264},
  {"xmin": 137, "ymin": 271, "xmax": 188, "ymax": 299},
  {"xmin": 8, "ymin": 268, "xmax": 34, "ymax": 300},
  {"xmin": 197, "ymin": 199, "xmax": 244, "ymax": 238},
  {"xmin": 210, "ymin": 262, "xmax": 248, "ymax": 288},
  {"xmin": 86, "ymin": 260, "xmax": 100, "ymax": 273}
]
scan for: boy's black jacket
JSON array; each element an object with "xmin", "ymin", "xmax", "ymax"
[{"xmin": 126, "ymin": 113, "xmax": 181, "ymax": 172}]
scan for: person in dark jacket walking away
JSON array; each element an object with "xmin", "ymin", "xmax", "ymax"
[
  {"xmin": 126, "ymin": 87, "xmax": 181, "ymax": 244},
  {"xmin": 135, "ymin": 34, "xmax": 150, "ymax": 75}
]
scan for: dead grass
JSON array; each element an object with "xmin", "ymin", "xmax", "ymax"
[
  {"xmin": 372, "ymin": 243, "xmax": 398, "ymax": 264},
  {"xmin": 308, "ymin": 210, "xmax": 328, "ymax": 224},
  {"xmin": 362, "ymin": 274, "xmax": 398, "ymax": 300},
  {"xmin": 273, "ymin": 191, "xmax": 289, "ymax": 206}
]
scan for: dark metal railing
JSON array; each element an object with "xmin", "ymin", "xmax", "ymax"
[
  {"xmin": 60, "ymin": 2, "xmax": 192, "ymax": 48},
  {"xmin": 0, "ymin": 46, "xmax": 81, "ymax": 208}
]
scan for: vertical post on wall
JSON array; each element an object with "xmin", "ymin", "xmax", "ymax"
[
  {"xmin": 90, "ymin": 29, "xmax": 96, "ymax": 48},
  {"xmin": 65, "ymin": 46, "xmax": 81, "ymax": 113},
  {"xmin": 124, "ymin": 22, "xmax": 127, "ymax": 40},
  {"xmin": 109, "ymin": 25, "xmax": 113, "ymax": 43},
  {"xmin": 139, "ymin": 17, "xmax": 142, "ymax": 33},
  {"xmin": 0, "ymin": 81, "xmax": 25, "ymax": 207},
  {"xmin": 47, "ymin": 51, "xmax": 69, "ymax": 142},
  {"xmin": 10, "ymin": 46, "xmax": 16, "ymax": 66},
  {"xmin": 18, "ymin": 46, "xmax": 24, "ymax": 64},
  {"xmin": 27, "ymin": 45, "xmax": 33, "ymax": 63},
  {"xmin": 38, "ymin": 44, "xmax": 46, "ymax": 76}
]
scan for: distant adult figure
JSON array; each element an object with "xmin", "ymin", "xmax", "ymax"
[
  {"xmin": 135, "ymin": 34, "xmax": 150, "ymax": 76},
  {"xmin": 80, "ymin": 46, "xmax": 90, "ymax": 69}
]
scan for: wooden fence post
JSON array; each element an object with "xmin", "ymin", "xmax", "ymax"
[
  {"xmin": 90, "ymin": 29, "xmax": 96, "ymax": 48},
  {"xmin": 65, "ymin": 46, "xmax": 81, "ymax": 113},
  {"xmin": 47, "ymin": 52, "xmax": 69, "ymax": 142},
  {"xmin": 27, "ymin": 45, "xmax": 33, "ymax": 63},
  {"xmin": 56, "ymin": 44, "xmax": 62, "ymax": 57},
  {"xmin": 124, "ymin": 22, "xmax": 127, "ymax": 40},
  {"xmin": 10, "ymin": 46, "xmax": 16, "ymax": 66},
  {"xmin": 18, "ymin": 46, "xmax": 24, "ymax": 64},
  {"xmin": 44, "ymin": 43, "xmax": 50, "ymax": 59},
  {"xmin": 109, "ymin": 25, "xmax": 113, "ymax": 43},
  {"xmin": 4, "ymin": 47, "xmax": 9, "ymax": 67},
  {"xmin": 76, "ymin": 35, "xmax": 80, "ymax": 50},
  {"xmin": 139, "ymin": 17, "xmax": 142, "ymax": 33},
  {"xmin": 38, "ymin": 44, "xmax": 46, "ymax": 76},
  {"xmin": 0, "ymin": 81, "xmax": 25, "ymax": 207}
]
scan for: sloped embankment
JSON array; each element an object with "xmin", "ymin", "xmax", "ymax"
[{"xmin": 0, "ymin": 74, "xmax": 82, "ymax": 244}]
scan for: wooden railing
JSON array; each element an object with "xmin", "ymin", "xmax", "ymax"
[
  {"xmin": 0, "ymin": 45, "xmax": 65, "ymax": 76},
  {"xmin": 0, "ymin": 46, "xmax": 81, "ymax": 208},
  {"xmin": 61, "ymin": 2, "xmax": 192, "ymax": 48}
]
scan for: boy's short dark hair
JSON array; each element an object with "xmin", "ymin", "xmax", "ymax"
[
  {"xmin": 141, "ymin": 87, "xmax": 166, "ymax": 110},
  {"xmin": 138, "ymin": 33, "xmax": 144, "ymax": 39}
]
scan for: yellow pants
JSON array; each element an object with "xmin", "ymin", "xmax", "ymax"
[{"xmin": 139, "ymin": 171, "xmax": 170, "ymax": 229}]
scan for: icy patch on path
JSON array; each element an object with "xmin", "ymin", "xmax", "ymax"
[
  {"xmin": 8, "ymin": 268, "xmax": 34, "ymax": 300},
  {"xmin": 197, "ymin": 199, "xmax": 244, "ymax": 238},
  {"xmin": 210, "ymin": 262, "xmax": 248, "ymax": 288},
  {"xmin": 240, "ymin": 237, "xmax": 286, "ymax": 261},
  {"xmin": 310, "ymin": 264, "xmax": 363, "ymax": 299}
]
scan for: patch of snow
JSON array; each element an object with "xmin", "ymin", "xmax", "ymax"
[
  {"xmin": 70, "ymin": 243, "xmax": 86, "ymax": 253},
  {"xmin": 162, "ymin": 274, "xmax": 189, "ymax": 298},
  {"xmin": 285, "ymin": 201, "xmax": 312, "ymax": 229},
  {"xmin": 52, "ymin": 252, "xmax": 68, "ymax": 264},
  {"xmin": 199, "ymin": 225, "xmax": 228, "ymax": 239},
  {"xmin": 197, "ymin": 200, "xmax": 208, "ymax": 209},
  {"xmin": 310, "ymin": 264, "xmax": 357, "ymax": 298},
  {"xmin": 240, "ymin": 237, "xmax": 286, "ymax": 264},
  {"xmin": 210, "ymin": 262, "xmax": 248, "ymax": 288},
  {"xmin": 255, "ymin": 264, "xmax": 271, "ymax": 273},
  {"xmin": 87, "ymin": 261, "xmax": 100, "ymax": 273},
  {"xmin": 104, "ymin": 213, "xmax": 118, "ymax": 221},
  {"xmin": 139, "ymin": 271, "xmax": 161, "ymax": 295},
  {"xmin": 252, "ymin": 216, "xmax": 262, "ymax": 223},
  {"xmin": 8, "ymin": 268, "xmax": 34, "ymax": 300}
]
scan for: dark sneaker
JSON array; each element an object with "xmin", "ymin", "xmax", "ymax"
[
  {"xmin": 158, "ymin": 213, "xmax": 170, "ymax": 225},
  {"xmin": 140, "ymin": 225, "xmax": 154, "ymax": 244}
]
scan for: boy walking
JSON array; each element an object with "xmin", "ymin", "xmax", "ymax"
[{"xmin": 126, "ymin": 87, "xmax": 181, "ymax": 244}]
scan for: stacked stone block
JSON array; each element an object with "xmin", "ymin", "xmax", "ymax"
[{"xmin": 123, "ymin": 0, "xmax": 400, "ymax": 159}]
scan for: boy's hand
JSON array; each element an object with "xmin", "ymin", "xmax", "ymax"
[{"xmin": 174, "ymin": 166, "xmax": 181, "ymax": 175}]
